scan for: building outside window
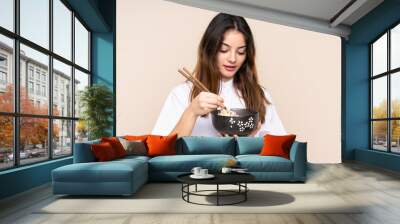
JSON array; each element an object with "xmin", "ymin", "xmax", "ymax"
[
  {"xmin": 54, "ymin": 88, "xmax": 58, "ymax": 103},
  {"xmin": 41, "ymin": 73, "xmax": 46, "ymax": 83},
  {"xmin": 35, "ymin": 83, "xmax": 40, "ymax": 95},
  {"xmin": 28, "ymin": 81, "xmax": 34, "ymax": 94},
  {"xmin": 0, "ymin": 71, "xmax": 6, "ymax": 84},
  {"xmin": 42, "ymin": 85, "xmax": 46, "ymax": 97},
  {"xmin": 0, "ymin": 54, "xmax": 7, "ymax": 67},
  {"xmin": 28, "ymin": 66, "xmax": 34, "ymax": 79},
  {"xmin": 0, "ymin": 54, "xmax": 8, "ymax": 90},
  {"xmin": 35, "ymin": 70, "xmax": 40, "ymax": 81}
]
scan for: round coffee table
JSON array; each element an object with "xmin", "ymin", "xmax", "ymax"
[{"xmin": 177, "ymin": 172, "xmax": 255, "ymax": 206}]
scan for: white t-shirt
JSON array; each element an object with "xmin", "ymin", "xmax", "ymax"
[{"xmin": 151, "ymin": 79, "xmax": 287, "ymax": 137}]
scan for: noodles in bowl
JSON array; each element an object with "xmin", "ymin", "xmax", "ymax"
[{"xmin": 218, "ymin": 107, "xmax": 239, "ymax": 117}]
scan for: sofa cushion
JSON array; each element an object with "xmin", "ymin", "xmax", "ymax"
[
  {"xmin": 148, "ymin": 154, "xmax": 235, "ymax": 172},
  {"xmin": 118, "ymin": 138, "xmax": 147, "ymax": 156},
  {"xmin": 236, "ymin": 137, "xmax": 263, "ymax": 155},
  {"xmin": 101, "ymin": 137, "xmax": 127, "ymax": 158},
  {"xmin": 176, "ymin": 136, "xmax": 236, "ymax": 155},
  {"xmin": 147, "ymin": 134, "xmax": 178, "ymax": 157},
  {"xmin": 124, "ymin": 135, "xmax": 149, "ymax": 141},
  {"xmin": 115, "ymin": 155, "xmax": 150, "ymax": 163},
  {"xmin": 74, "ymin": 139, "xmax": 100, "ymax": 163},
  {"xmin": 260, "ymin": 134, "xmax": 296, "ymax": 159},
  {"xmin": 91, "ymin": 142, "xmax": 118, "ymax": 161},
  {"xmin": 236, "ymin": 155, "xmax": 293, "ymax": 172},
  {"xmin": 53, "ymin": 158, "xmax": 147, "ymax": 183}
]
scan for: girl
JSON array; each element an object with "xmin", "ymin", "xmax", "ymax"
[{"xmin": 152, "ymin": 13, "xmax": 286, "ymax": 137}]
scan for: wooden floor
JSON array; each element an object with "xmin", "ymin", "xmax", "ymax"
[{"xmin": 1, "ymin": 162, "xmax": 400, "ymax": 224}]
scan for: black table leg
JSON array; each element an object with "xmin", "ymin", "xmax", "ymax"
[
  {"xmin": 245, "ymin": 183, "xmax": 247, "ymax": 201},
  {"xmin": 217, "ymin": 184, "xmax": 219, "ymax": 206},
  {"xmin": 188, "ymin": 184, "xmax": 190, "ymax": 202},
  {"xmin": 195, "ymin": 184, "xmax": 197, "ymax": 192},
  {"xmin": 181, "ymin": 183, "xmax": 183, "ymax": 199}
]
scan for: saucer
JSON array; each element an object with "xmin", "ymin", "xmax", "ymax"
[
  {"xmin": 232, "ymin": 170, "xmax": 249, "ymax": 174},
  {"xmin": 190, "ymin": 174, "xmax": 215, "ymax": 179}
]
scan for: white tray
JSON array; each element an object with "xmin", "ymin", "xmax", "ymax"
[{"xmin": 190, "ymin": 174, "xmax": 215, "ymax": 179}]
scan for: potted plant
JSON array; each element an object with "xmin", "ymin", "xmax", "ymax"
[{"xmin": 79, "ymin": 84, "xmax": 113, "ymax": 140}]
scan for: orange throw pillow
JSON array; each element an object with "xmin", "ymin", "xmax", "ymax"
[
  {"xmin": 124, "ymin": 135, "xmax": 149, "ymax": 141},
  {"xmin": 146, "ymin": 134, "xmax": 177, "ymax": 157},
  {"xmin": 260, "ymin": 134, "xmax": 296, "ymax": 159},
  {"xmin": 91, "ymin": 142, "xmax": 117, "ymax": 161},
  {"xmin": 101, "ymin": 137, "xmax": 127, "ymax": 158}
]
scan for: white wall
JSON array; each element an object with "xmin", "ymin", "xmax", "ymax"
[{"xmin": 116, "ymin": 0, "xmax": 341, "ymax": 163}]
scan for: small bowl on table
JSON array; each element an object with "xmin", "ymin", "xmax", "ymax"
[{"xmin": 211, "ymin": 108, "xmax": 259, "ymax": 136}]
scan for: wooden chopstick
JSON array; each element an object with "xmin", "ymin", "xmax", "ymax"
[
  {"xmin": 178, "ymin": 69, "xmax": 209, "ymax": 92},
  {"xmin": 182, "ymin": 67, "xmax": 209, "ymax": 92}
]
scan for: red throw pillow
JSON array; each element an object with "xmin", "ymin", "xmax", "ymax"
[
  {"xmin": 259, "ymin": 134, "xmax": 296, "ymax": 159},
  {"xmin": 101, "ymin": 137, "xmax": 127, "ymax": 158},
  {"xmin": 91, "ymin": 142, "xmax": 117, "ymax": 161},
  {"xmin": 146, "ymin": 134, "xmax": 177, "ymax": 157}
]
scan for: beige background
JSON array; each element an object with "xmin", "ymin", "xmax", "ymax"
[{"xmin": 116, "ymin": 0, "xmax": 341, "ymax": 163}]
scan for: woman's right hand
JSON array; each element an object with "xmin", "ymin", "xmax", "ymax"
[{"xmin": 188, "ymin": 91, "xmax": 225, "ymax": 116}]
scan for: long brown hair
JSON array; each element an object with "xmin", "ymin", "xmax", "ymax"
[{"xmin": 190, "ymin": 13, "xmax": 270, "ymax": 123}]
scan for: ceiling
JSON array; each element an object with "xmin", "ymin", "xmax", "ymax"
[{"xmin": 166, "ymin": 0, "xmax": 384, "ymax": 38}]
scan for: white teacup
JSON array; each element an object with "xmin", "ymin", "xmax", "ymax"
[
  {"xmin": 199, "ymin": 169, "xmax": 208, "ymax": 176},
  {"xmin": 221, "ymin": 167, "xmax": 232, "ymax": 173},
  {"xmin": 191, "ymin": 167, "xmax": 202, "ymax": 176}
]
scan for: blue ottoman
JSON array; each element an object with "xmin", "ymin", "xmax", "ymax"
[{"xmin": 52, "ymin": 156, "xmax": 148, "ymax": 196}]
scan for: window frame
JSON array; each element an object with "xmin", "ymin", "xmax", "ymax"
[
  {"xmin": 370, "ymin": 20, "xmax": 400, "ymax": 154},
  {"xmin": 0, "ymin": 71, "xmax": 7, "ymax": 85},
  {"xmin": 0, "ymin": 53, "xmax": 8, "ymax": 89},
  {"xmin": 0, "ymin": 0, "xmax": 92, "ymax": 171}
]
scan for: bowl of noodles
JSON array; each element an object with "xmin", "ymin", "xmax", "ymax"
[{"xmin": 211, "ymin": 108, "xmax": 259, "ymax": 136}]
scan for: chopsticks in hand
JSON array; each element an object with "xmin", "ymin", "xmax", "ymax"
[{"xmin": 177, "ymin": 67, "xmax": 227, "ymax": 111}]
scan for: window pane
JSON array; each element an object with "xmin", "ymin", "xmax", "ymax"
[
  {"xmin": 391, "ymin": 120, "xmax": 400, "ymax": 153},
  {"xmin": 75, "ymin": 120, "xmax": 88, "ymax": 143},
  {"xmin": 20, "ymin": 117, "xmax": 49, "ymax": 165},
  {"xmin": 372, "ymin": 77, "xmax": 387, "ymax": 119},
  {"xmin": 74, "ymin": 69, "xmax": 89, "ymax": 118},
  {"xmin": 0, "ymin": 116, "xmax": 13, "ymax": 170},
  {"xmin": 0, "ymin": 0, "xmax": 13, "ymax": 31},
  {"xmin": 53, "ymin": 0, "xmax": 72, "ymax": 60},
  {"xmin": 0, "ymin": 35, "xmax": 14, "ymax": 112},
  {"xmin": 20, "ymin": 0, "xmax": 49, "ymax": 49},
  {"xmin": 392, "ymin": 24, "xmax": 400, "ymax": 70},
  {"xmin": 20, "ymin": 44, "xmax": 49, "ymax": 115},
  {"xmin": 372, "ymin": 121, "xmax": 388, "ymax": 151},
  {"xmin": 53, "ymin": 119, "xmax": 72, "ymax": 157},
  {"xmin": 391, "ymin": 72, "xmax": 400, "ymax": 118},
  {"xmin": 74, "ymin": 18, "xmax": 89, "ymax": 69},
  {"xmin": 53, "ymin": 59, "xmax": 72, "ymax": 117},
  {"xmin": 372, "ymin": 33, "xmax": 387, "ymax": 76}
]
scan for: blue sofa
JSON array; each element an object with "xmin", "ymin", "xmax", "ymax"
[{"xmin": 52, "ymin": 137, "xmax": 307, "ymax": 196}]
